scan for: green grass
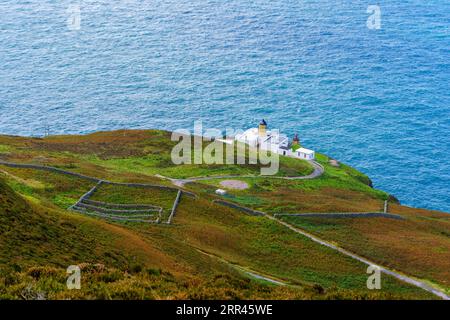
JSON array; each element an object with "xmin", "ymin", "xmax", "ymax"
[
  {"xmin": 150, "ymin": 196, "xmax": 435, "ymax": 299},
  {"xmin": 81, "ymin": 153, "xmax": 314, "ymax": 179},
  {"xmin": 0, "ymin": 178, "xmax": 144, "ymax": 270},
  {"xmin": 0, "ymin": 144, "xmax": 13, "ymax": 153},
  {"xmin": 185, "ymin": 152, "xmax": 388, "ymax": 214},
  {"xmin": 89, "ymin": 184, "xmax": 177, "ymax": 208},
  {"xmin": 279, "ymin": 213, "xmax": 450, "ymax": 293},
  {"xmin": 0, "ymin": 167, "xmax": 96, "ymax": 209},
  {"xmin": 0, "ymin": 129, "xmax": 446, "ymax": 300},
  {"xmin": 290, "ymin": 153, "xmax": 385, "ymax": 198},
  {"xmin": 2, "ymin": 175, "xmax": 425, "ymax": 300},
  {"xmin": 1, "ymin": 264, "xmax": 417, "ymax": 300}
]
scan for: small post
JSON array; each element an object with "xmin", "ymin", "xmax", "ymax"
[{"xmin": 384, "ymin": 200, "xmax": 388, "ymax": 213}]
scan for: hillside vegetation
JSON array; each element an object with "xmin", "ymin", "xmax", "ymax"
[
  {"xmin": 281, "ymin": 205, "xmax": 450, "ymax": 293},
  {"xmin": 0, "ymin": 129, "xmax": 448, "ymax": 299}
]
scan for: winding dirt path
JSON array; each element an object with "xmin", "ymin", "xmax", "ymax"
[{"xmin": 0, "ymin": 159, "xmax": 324, "ymax": 189}]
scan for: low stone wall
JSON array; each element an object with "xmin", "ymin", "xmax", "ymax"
[
  {"xmin": 0, "ymin": 160, "xmax": 196, "ymax": 224},
  {"xmin": 76, "ymin": 202, "xmax": 159, "ymax": 215},
  {"xmin": 82, "ymin": 199, "xmax": 161, "ymax": 210},
  {"xmin": 213, "ymin": 200, "xmax": 265, "ymax": 216},
  {"xmin": 166, "ymin": 190, "xmax": 182, "ymax": 224},
  {"xmin": 274, "ymin": 212, "xmax": 404, "ymax": 220},
  {"xmin": 74, "ymin": 207, "xmax": 158, "ymax": 223},
  {"xmin": 69, "ymin": 181, "xmax": 103, "ymax": 210}
]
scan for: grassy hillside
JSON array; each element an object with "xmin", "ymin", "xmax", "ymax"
[
  {"xmin": 0, "ymin": 175, "xmax": 313, "ymax": 299},
  {"xmin": 1, "ymin": 174, "xmax": 425, "ymax": 300},
  {"xmin": 152, "ymin": 195, "xmax": 434, "ymax": 298},
  {"xmin": 181, "ymin": 153, "xmax": 390, "ymax": 214},
  {"xmin": 280, "ymin": 205, "xmax": 450, "ymax": 293},
  {"xmin": 0, "ymin": 130, "xmax": 313, "ymax": 179},
  {"xmin": 0, "ymin": 129, "xmax": 447, "ymax": 299},
  {"xmin": 0, "ymin": 176, "xmax": 176, "ymax": 271}
]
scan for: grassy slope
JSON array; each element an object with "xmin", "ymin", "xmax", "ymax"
[
  {"xmin": 183, "ymin": 153, "xmax": 390, "ymax": 214},
  {"xmin": 1, "ymin": 174, "xmax": 422, "ymax": 300},
  {"xmin": 0, "ymin": 176, "xmax": 180, "ymax": 271},
  {"xmin": 1, "ymin": 175, "xmax": 336, "ymax": 299},
  {"xmin": 0, "ymin": 167, "xmax": 96, "ymax": 209},
  {"xmin": 280, "ymin": 205, "xmax": 450, "ymax": 293},
  {"xmin": 151, "ymin": 196, "xmax": 432, "ymax": 298},
  {"xmin": 0, "ymin": 130, "xmax": 313, "ymax": 179},
  {"xmin": 0, "ymin": 129, "xmax": 447, "ymax": 299},
  {"xmin": 90, "ymin": 184, "xmax": 178, "ymax": 208}
]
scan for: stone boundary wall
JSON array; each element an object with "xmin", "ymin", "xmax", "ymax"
[
  {"xmin": 166, "ymin": 190, "xmax": 182, "ymax": 224},
  {"xmin": 70, "ymin": 180, "xmax": 162, "ymax": 222},
  {"xmin": 76, "ymin": 202, "xmax": 160, "ymax": 215},
  {"xmin": 0, "ymin": 160, "xmax": 99, "ymax": 182},
  {"xmin": 274, "ymin": 212, "xmax": 404, "ymax": 220},
  {"xmin": 70, "ymin": 180, "xmax": 103, "ymax": 210},
  {"xmin": 0, "ymin": 160, "xmax": 196, "ymax": 224},
  {"xmin": 82, "ymin": 199, "xmax": 161, "ymax": 210},
  {"xmin": 213, "ymin": 199, "xmax": 265, "ymax": 216},
  {"xmin": 75, "ymin": 207, "xmax": 157, "ymax": 223},
  {"xmin": 0, "ymin": 160, "xmax": 196, "ymax": 197}
]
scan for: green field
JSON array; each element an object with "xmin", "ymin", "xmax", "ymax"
[
  {"xmin": 90, "ymin": 183, "xmax": 177, "ymax": 209},
  {"xmin": 279, "ymin": 206, "xmax": 450, "ymax": 293},
  {"xmin": 0, "ymin": 129, "xmax": 447, "ymax": 300}
]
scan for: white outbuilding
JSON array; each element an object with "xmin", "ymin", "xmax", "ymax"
[
  {"xmin": 234, "ymin": 120, "xmax": 315, "ymax": 161},
  {"xmin": 215, "ymin": 189, "xmax": 227, "ymax": 195}
]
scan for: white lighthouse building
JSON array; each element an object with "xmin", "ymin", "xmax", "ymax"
[{"xmin": 234, "ymin": 119, "xmax": 315, "ymax": 160}]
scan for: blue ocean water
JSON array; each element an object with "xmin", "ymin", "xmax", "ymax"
[{"xmin": 0, "ymin": 1, "xmax": 449, "ymax": 212}]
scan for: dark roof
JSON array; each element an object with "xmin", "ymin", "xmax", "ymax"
[{"xmin": 260, "ymin": 119, "xmax": 267, "ymax": 126}]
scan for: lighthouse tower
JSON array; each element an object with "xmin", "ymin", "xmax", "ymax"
[
  {"xmin": 291, "ymin": 133, "xmax": 301, "ymax": 151},
  {"xmin": 292, "ymin": 134, "xmax": 300, "ymax": 146},
  {"xmin": 258, "ymin": 119, "xmax": 267, "ymax": 137}
]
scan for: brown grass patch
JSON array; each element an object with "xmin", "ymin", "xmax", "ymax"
[
  {"xmin": 282, "ymin": 206, "xmax": 450, "ymax": 289},
  {"xmin": 257, "ymin": 187, "xmax": 384, "ymax": 213}
]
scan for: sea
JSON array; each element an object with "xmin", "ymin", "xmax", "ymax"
[{"xmin": 0, "ymin": 1, "xmax": 449, "ymax": 212}]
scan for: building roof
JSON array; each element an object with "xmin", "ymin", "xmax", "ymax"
[
  {"xmin": 297, "ymin": 147, "xmax": 314, "ymax": 155},
  {"xmin": 263, "ymin": 132, "xmax": 288, "ymax": 144},
  {"xmin": 259, "ymin": 119, "xmax": 267, "ymax": 126}
]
